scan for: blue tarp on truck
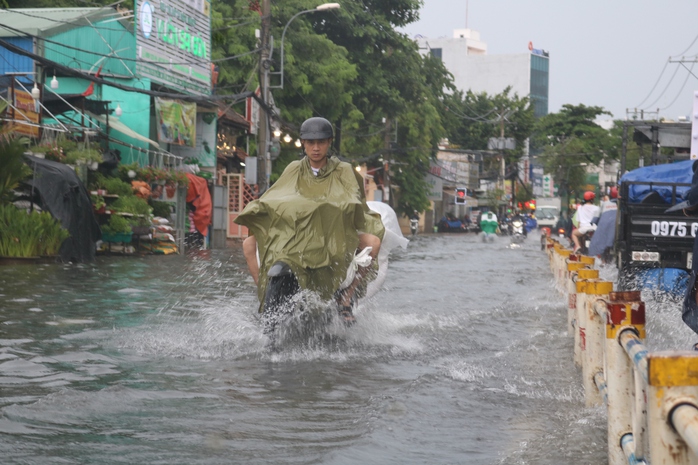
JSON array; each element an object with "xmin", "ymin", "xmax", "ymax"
[{"xmin": 620, "ymin": 159, "xmax": 694, "ymax": 203}]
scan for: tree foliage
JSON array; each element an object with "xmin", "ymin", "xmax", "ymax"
[
  {"xmin": 532, "ymin": 104, "xmax": 615, "ymax": 197},
  {"xmin": 252, "ymin": 0, "xmax": 453, "ymax": 215}
]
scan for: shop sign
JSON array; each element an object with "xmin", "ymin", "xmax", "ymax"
[
  {"xmin": 154, "ymin": 97, "xmax": 197, "ymax": 147},
  {"xmin": 10, "ymin": 89, "xmax": 39, "ymax": 138},
  {"xmin": 136, "ymin": 0, "xmax": 212, "ymax": 95}
]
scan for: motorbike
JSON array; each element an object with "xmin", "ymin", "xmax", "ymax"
[
  {"xmin": 410, "ymin": 218, "xmax": 419, "ymax": 236},
  {"xmin": 261, "ymin": 201, "xmax": 408, "ymax": 346},
  {"xmin": 510, "ymin": 219, "xmax": 526, "ymax": 244},
  {"xmin": 576, "ymin": 228, "xmax": 596, "ymax": 255},
  {"xmin": 499, "ymin": 219, "xmax": 512, "ymax": 236}
]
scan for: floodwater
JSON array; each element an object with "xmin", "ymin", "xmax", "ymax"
[{"xmin": 1, "ymin": 232, "xmax": 695, "ymax": 464}]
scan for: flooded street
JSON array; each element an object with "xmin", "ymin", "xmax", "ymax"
[{"xmin": 1, "ymin": 232, "xmax": 695, "ymax": 464}]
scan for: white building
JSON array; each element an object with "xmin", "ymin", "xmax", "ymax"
[{"xmin": 416, "ymin": 28, "xmax": 549, "ymax": 118}]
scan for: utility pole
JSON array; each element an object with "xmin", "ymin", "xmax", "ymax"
[{"xmin": 257, "ymin": 0, "xmax": 271, "ymax": 192}]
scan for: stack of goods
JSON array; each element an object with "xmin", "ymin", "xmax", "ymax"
[{"xmin": 138, "ymin": 217, "xmax": 178, "ymax": 254}]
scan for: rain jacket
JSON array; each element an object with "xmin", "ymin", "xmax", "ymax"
[
  {"xmin": 235, "ymin": 156, "xmax": 385, "ymax": 308},
  {"xmin": 480, "ymin": 213, "xmax": 498, "ymax": 234}
]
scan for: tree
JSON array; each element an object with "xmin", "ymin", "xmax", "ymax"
[
  {"xmin": 262, "ymin": 0, "xmax": 453, "ymax": 215},
  {"xmin": 532, "ymin": 104, "xmax": 615, "ymax": 201}
]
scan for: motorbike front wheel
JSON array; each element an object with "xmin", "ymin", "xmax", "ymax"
[{"xmin": 263, "ymin": 262, "xmax": 300, "ymax": 339}]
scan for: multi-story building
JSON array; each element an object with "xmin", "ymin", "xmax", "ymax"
[{"xmin": 416, "ymin": 28, "xmax": 549, "ymax": 118}]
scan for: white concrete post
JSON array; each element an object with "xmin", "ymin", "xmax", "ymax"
[
  {"xmin": 647, "ymin": 351, "xmax": 698, "ymax": 465},
  {"xmin": 582, "ymin": 280, "xmax": 613, "ymax": 407},
  {"xmin": 567, "ymin": 262, "xmax": 590, "ymax": 335},
  {"xmin": 606, "ymin": 291, "xmax": 645, "ymax": 465},
  {"xmin": 574, "ymin": 269, "xmax": 600, "ymax": 368}
]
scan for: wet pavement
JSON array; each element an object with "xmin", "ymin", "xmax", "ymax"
[{"xmin": 1, "ymin": 232, "xmax": 695, "ymax": 464}]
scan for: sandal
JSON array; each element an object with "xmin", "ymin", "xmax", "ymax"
[{"xmin": 338, "ymin": 306, "xmax": 356, "ymax": 326}]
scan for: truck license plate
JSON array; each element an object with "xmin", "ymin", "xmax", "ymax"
[{"xmin": 651, "ymin": 220, "xmax": 698, "ymax": 237}]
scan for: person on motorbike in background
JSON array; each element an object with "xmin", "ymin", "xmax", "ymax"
[
  {"xmin": 237, "ymin": 117, "xmax": 384, "ymax": 325},
  {"xmin": 572, "ymin": 191, "xmax": 600, "ymax": 254},
  {"xmin": 511, "ymin": 209, "xmax": 527, "ymax": 237},
  {"xmin": 480, "ymin": 210, "xmax": 498, "ymax": 241},
  {"xmin": 554, "ymin": 211, "xmax": 573, "ymax": 246}
]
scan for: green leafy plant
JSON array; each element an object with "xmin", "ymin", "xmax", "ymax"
[
  {"xmin": 91, "ymin": 194, "xmax": 106, "ymax": 211},
  {"xmin": 117, "ymin": 162, "xmax": 141, "ymax": 183},
  {"xmin": 138, "ymin": 166, "xmax": 169, "ymax": 184},
  {"xmin": 101, "ymin": 214, "xmax": 132, "ymax": 235},
  {"xmin": 101, "ymin": 177, "xmax": 133, "ymax": 197},
  {"xmin": 29, "ymin": 144, "xmax": 66, "ymax": 163},
  {"xmin": 88, "ymin": 172, "xmax": 107, "ymax": 191},
  {"xmin": 0, "ymin": 137, "xmax": 32, "ymax": 204},
  {"xmin": 150, "ymin": 200, "xmax": 172, "ymax": 219},
  {"xmin": 0, "ymin": 204, "xmax": 69, "ymax": 257},
  {"xmin": 64, "ymin": 148, "xmax": 103, "ymax": 165},
  {"xmin": 170, "ymin": 171, "xmax": 190, "ymax": 186},
  {"xmin": 111, "ymin": 195, "xmax": 151, "ymax": 217}
]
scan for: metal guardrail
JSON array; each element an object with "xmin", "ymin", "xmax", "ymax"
[{"xmin": 545, "ymin": 238, "xmax": 698, "ymax": 465}]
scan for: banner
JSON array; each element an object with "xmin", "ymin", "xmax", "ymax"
[
  {"xmin": 11, "ymin": 89, "xmax": 39, "ymax": 138},
  {"xmin": 154, "ymin": 97, "xmax": 196, "ymax": 147}
]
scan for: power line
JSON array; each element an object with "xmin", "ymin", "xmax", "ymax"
[
  {"xmin": 641, "ymin": 61, "xmax": 681, "ymax": 110},
  {"xmin": 660, "ymin": 62, "xmax": 696, "ymax": 111}
]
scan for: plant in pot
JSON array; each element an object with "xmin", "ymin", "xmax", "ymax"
[
  {"xmin": 65, "ymin": 148, "xmax": 103, "ymax": 169},
  {"xmin": 138, "ymin": 166, "xmax": 168, "ymax": 184},
  {"xmin": 28, "ymin": 144, "xmax": 65, "ymax": 162},
  {"xmin": 91, "ymin": 194, "xmax": 106, "ymax": 214},
  {"xmin": 169, "ymin": 170, "xmax": 190, "ymax": 187},
  {"xmin": 101, "ymin": 215, "xmax": 133, "ymax": 243},
  {"xmin": 111, "ymin": 196, "xmax": 152, "ymax": 236},
  {"xmin": 129, "ymin": 216, "xmax": 152, "ymax": 236},
  {"xmin": 101, "ymin": 177, "xmax": 134, "ymax": 197},
  {"xmin": 116, "ymin": 162, "xmax": 140, "ymax": 182}
]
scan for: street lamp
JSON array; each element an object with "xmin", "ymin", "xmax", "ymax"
[{"xmin": 269, "ymin": 3, "xmax": 340, "ymax": 89}]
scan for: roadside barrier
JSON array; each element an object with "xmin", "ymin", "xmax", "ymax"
[{"xmin": 546, "ymin": 237, "xmax": 698, "ymax": 465}]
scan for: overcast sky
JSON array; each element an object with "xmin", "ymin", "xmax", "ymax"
[{"xmin": 399, "ymin": 0, "xmax": 698, "ymax": 122}]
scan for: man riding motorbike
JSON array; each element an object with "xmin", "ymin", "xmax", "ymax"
[{"xmin": 235, "ymin": 117, "xmax": 384, "ymax": 328}]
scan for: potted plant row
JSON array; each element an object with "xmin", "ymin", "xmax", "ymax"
[
  {"xmin": 100, "ymin": 215, "xmax": 133, "ymax": 243},
  {"xmin": 0, "ymin": 204, "xmax": 70, "ymax": 259}
]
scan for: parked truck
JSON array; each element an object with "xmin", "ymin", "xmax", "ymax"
[
  {"xmin": 615, "ymin": 160, "xmax": 695, "ymax": 288},
  {"xmin": 535, "ymin": 197, "xmax": 562, "ymax": 230}
]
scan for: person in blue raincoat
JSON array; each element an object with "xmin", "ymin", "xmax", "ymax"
[{"xmin": 588, "ymin": 186, "xmax": 618, "ymax": 260}]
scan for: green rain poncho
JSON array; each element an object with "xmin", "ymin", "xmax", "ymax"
[{"xmin": 235, "ymin": 156, "xmax": 385, "ymax": 310}]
